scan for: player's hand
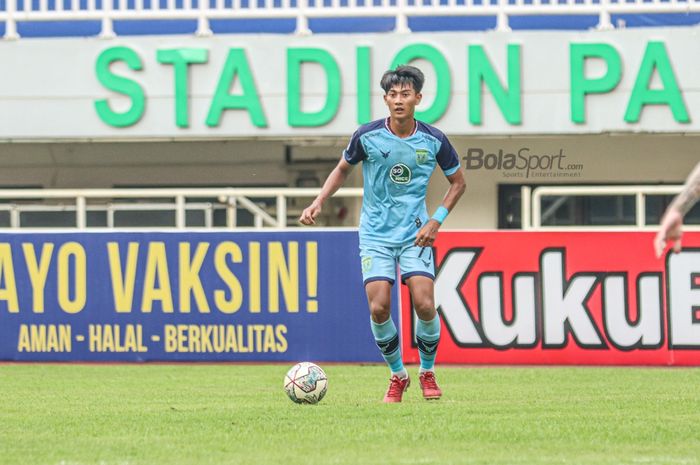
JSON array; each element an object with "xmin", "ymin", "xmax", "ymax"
[
  {"xmin": 299, "ymin": 201, "xmax": 322, "ymax": 225},
  {"xmin": 654, "ymin": 208, "xmax": 684, "ymax": 258},
  {"xmin": 414, "ymin": 219, "xmax": 440, "ymax": 247}
]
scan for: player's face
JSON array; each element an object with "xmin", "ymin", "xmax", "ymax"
[{"xmin": 383, "ymin": 83, "xmax": 422, "ymax": 121}]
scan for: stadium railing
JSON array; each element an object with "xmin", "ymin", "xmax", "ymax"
[
  {"xmin": 522, "ymin": 184, "xmax": 699, "ymax": 231},
  {"xmin": 0, "ymin": 185, "xmax": 692, "ymax": 229},
  {"xmin": 0, "ymin": 187, "xmax": 363, "ymax": 229},
  {"xmin": 2, "ymin": 0, "xmax": 700, "ymax": 39}
]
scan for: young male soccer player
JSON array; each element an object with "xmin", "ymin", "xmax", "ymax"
[
  {"xmin": 654, "ymin": 161, "xmax": 700, "ymax": 258},
  {"xmin": 299, "ymin": 65, "xmax": 466, "ymax": 402}
]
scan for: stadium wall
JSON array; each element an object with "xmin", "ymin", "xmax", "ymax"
[
  {"xmin": 1, "ymin": 29, "xmax": 698, "ymax": 138},
  {"xmin": 0, "ymin": 25, "xmax": 698, "ymax": 365},
  {"xmin": 0, "ymin": 27, "xmax": 698, "ymax": 228},
  {"xmin": 0, "ymin": 134, "xmax": 696, "ymax": 229}
]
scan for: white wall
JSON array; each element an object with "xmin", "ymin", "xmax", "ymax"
[
  {"xmin": 1, "ymin": 29, "xmax": 699, "ymax": 139},
  {"xmin": 0, "ymin": 141, "xmax": 291, "ymax": 188},
  {"xmin": 0, "ymin": 133, "xmax": 696, "ymax": 228}
]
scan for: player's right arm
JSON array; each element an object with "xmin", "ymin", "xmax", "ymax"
[
  {"xmin": 299, "ymin": 158, "xmax": 355, "ymax": 225},
  {"xmin": 654, "ymin": 161, "xmax": 700, "ymax": 257}
]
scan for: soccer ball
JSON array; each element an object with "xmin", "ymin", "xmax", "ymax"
[{"xmin": 284, "ymin": 362, "xmax": 328, "ymax": 404}]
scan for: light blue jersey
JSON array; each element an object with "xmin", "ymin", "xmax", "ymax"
[{"xmin": 344, "ymin": 118, "xmax": 460, "ymax": 247}]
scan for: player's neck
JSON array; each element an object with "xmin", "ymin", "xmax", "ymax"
[{"xmin": 387, "ymin": 117, "xmax": 416, "ymax": 139}]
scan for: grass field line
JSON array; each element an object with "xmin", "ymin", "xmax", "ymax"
[
  {"xmin": 57, "ymin": 461, "xmax": 135, "ymax": 465},
  {"xmin": 630, "ymin": 458, "xmax": 698, "ymax": 464}
]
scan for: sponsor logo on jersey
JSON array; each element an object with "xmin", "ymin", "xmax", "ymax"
[{"xmin": 390, "ymin": 163, "xmax": 411, "ymax": 184}]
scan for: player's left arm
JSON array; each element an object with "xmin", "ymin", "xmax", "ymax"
[{"xmin": 415, "ymin": 169, "xmax": 466, "ymax": 247}]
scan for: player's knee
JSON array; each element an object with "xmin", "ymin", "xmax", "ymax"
[
  {"xmin": 369, "ymin": 301, "xmax": 391, "ymax": 322},
  {"xmin": 413, "ymin": 297, "xmax": 435, "ymax": 319}
]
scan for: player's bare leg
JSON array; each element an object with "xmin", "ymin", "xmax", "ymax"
[
  {"xmin": 366, "ymin": 280, "xmax": 410, "ymax": 402},
  {"xmin": 406, "ymin": 275, "xmax": 443, "ymax": 400}
]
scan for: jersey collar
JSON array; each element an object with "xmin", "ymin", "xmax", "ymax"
[{"xmin": 385, "ymin": 117, "xmax": 417, "ymax": 138}]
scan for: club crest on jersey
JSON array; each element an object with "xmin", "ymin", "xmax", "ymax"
[
  {"xmin": 390, "ymin": 163, "xmax": 411, "ymax": 184},
  {"xmin": 415, "ymin": 149, "xmax": 429, "ymax": 165},
  {"xmin": 361, "ymin": 256, "xmax": 372, "ymax": 272}
]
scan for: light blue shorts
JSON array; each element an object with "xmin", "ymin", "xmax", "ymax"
[{"xmin": 359, "ymin": 243, "xmax": 435, "ymax": 286}]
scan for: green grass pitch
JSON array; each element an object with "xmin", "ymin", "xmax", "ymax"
[{"xmin": 1, "ymin": 364, "xmax": 699, "ymax": 465}]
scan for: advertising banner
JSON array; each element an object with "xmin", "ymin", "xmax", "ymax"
[
  {"xmin": 4, "ymin": 230, "xmax": 699, "ymax": 365},
  {"xmin": 401, "ymin": 231, "xmax": 700, "ymax": 366},
  {"xmin": 0, "ymin": 231, "xmax": 387, "ymax": 362}
]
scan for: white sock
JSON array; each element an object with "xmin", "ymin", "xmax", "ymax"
[
  {"xmin": 392, "ymin": 368, "xmax": 408, "ymax": 379},
  {"xmin": 419, "ymin": 367, "xmax": 435, "ymax": 375}
]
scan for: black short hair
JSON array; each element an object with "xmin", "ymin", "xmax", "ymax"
[{"xmin": 380, "ymin": 65, "xmax": 425, "ymax": 94}]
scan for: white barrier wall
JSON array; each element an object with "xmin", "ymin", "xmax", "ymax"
[{"xmin": 0, "ymin": 28, "xmax": 699, "ymax": 139}]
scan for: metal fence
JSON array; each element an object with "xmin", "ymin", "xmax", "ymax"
[
  {"xmin": 0, "ymin": 184, "xmax": 692, "ymax": 230},
  {"xmin": 2, "ymin": 0, "xmax": 700, "ymax": 39},
  {"xmin": 521, "ymin": 184, "xmax": 699, "ymax": 230},
  {"xmin": 0, "ymin": 187, "xmax": 363, "ymax": 229}
]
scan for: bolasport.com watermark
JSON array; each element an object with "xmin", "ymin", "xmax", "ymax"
[{"xmin": 463, "ymin": 148, "xmax": 583, "ymax": 179}]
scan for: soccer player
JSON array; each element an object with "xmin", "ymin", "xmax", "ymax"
[
  {"xmin": 299, "ymin": 65, "xmax": 466, "ymax": 402},
  {"xmin": 654, "ymin": 161, "xmax": 700, "ymax": 258}
]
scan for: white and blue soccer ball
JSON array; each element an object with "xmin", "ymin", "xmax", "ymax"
[{"xmin": 284, "ymin": 362, "xmax": 328, "ymax": 404}]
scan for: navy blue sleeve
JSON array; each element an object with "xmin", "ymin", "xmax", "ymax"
[
  {"xmin": 436, "ymin": 133, "xmax": 460, "ymax": 176},
  {"xmin": 342, "ymin": 130, "xmax": 367, "ymax": 165}
]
